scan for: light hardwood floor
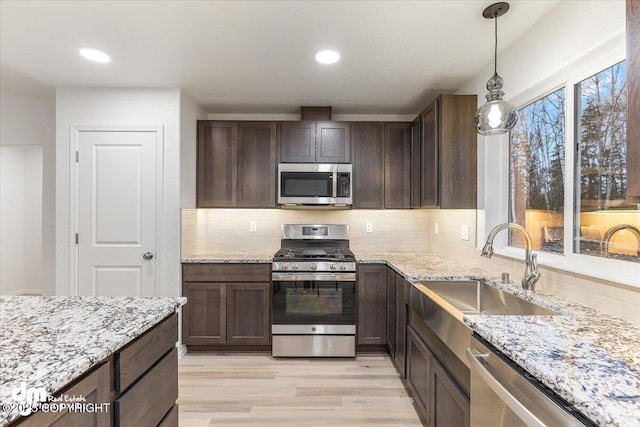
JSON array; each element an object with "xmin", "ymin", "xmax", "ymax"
[{"xmin": 178, "ymin": 353, "xmax": 424, "ymax": 426}]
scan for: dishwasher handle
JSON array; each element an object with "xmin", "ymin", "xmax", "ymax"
[{"xmin": 466, "ymin": 348, "xmax": 546, "ymax": 427}]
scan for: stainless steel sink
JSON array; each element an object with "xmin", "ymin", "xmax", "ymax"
[{"xmin": 420, "ymin": 280, "xmax": 557, "ymax": 316}]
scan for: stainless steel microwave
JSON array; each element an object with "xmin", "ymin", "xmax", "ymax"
[{"xmin": 278, "ymin": 163, "xmax": 352, "ymax": 207}]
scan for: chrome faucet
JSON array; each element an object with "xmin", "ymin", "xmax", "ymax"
[
  {"xmin": 601, "ymin": 224, "xmax": 640, "ymax": 258},
  {"xmin": 481, "ymin": 223, "xmax": 541, "ymax": 291}
]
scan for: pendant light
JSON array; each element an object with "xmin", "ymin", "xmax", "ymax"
[{"xmin": 474, "ymin": 2, "xmax": 517, "ymax": 136}]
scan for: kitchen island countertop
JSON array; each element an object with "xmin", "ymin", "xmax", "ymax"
[
  {"xmin": 0, "ymin": 296, "xmax": 185, "ymax": 426},
  {"xmin": 184, "ymin": 250, "xmax": 640, "ymax": 426}
]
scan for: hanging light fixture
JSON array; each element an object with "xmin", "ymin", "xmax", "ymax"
[{"xmin": 474, "ymin": 2, "xmax": 517, "ymax": 136}]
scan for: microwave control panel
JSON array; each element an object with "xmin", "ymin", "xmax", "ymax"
[{"xmin": 337, "ymin": 173, "xmax": 351, "ymax": 197}]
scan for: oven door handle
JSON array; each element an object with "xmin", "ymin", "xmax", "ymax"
[
  {"xmin": 466, "ymin": 348, "xmax": 546, "ymax": 427},
  {"xmin": 272, "ymin": 272, "xmax": 356, "ymax": 281}
]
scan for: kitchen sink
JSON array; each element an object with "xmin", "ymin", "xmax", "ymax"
[{"xmin": 420, "ymin": 280, "xmax": 557, "ymax": 316}]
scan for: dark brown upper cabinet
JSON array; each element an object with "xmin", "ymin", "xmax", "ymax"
[
  {"xmin": 351, "ymin": 122, "xmax": 384, "ymax": 208},
  {"xmin": 197, "ymin": 120, "xmax": 276, "ymax": 208},
  {"xmin": 278, "ymin": 122, "xmax": 351, "ymax": 163},
  {"xmin": 197, "ymin": 121, "xmax": 237, "ymax": 207},
  {"xmin": 237, "ymin": 122, "xmax": 277, "ymax": 207},
  {"xmin": 384, "ymin": 123, "xmax": 412, "ymax": 209},
  {"xmin": 410, "ymin": 116, "xmax": 422, "ymax": 208},
  {"xmin": 419, "ymin": 95, "xmax": 477, "ymax": 209},
  {"xmin": 627, "ymin": 0, "xmax": 640, "ymax": 203}
]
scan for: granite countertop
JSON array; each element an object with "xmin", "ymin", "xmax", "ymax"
[
  {"xmin": 0, "ymin": 296, "xmax": 185, "ymax": 426},
  {"xmin": 182, "ymin": 251, "xmax": 275, "ymax": 263},
  {"xmin": 184, "ymin": 250, "xmax": 640, "ymax": 426}
]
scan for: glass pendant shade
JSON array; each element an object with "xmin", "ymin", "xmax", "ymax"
[{"xmin": 474, "ymin": 2, "xmax": 517, "ymax": 136}]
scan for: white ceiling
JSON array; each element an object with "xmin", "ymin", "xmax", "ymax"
[{"xmin": 0, "ymin": 0, "xmax": 558, "ymax": 115}]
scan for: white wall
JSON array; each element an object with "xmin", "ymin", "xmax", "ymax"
[
  {"xmin": 180, "ymin": 91, "xmax": 207, "ymax": 208},
  {"xmin": 55, "ymin": 88, "xmax": 182, "ymax": 297},
  {"xmin": 0, "ymin": 63, "xmax": 56, "ymax": 295}
]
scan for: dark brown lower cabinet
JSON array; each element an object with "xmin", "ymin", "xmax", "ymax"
[
  {"xmin": 407, "ymin": 326, "xmax": 433, "ymax": 420},
  {"xmin": 394, "ymin": 275, "xmax": 409, "ymax": 377},
  {"xmin": 386, "ymin": 268, "xmax": 396, "ymax": 354},
  {"xmin": 406, "ymin": 322, "xmax": 470, "ymax": 427},
  {"xmin": 356, "ymin": 264, "xmax": 387, "ymax": 346},
  {"xmin": 431, "ymin": 357, "xmax": 470, "ymax": 427},
  {"xmin": 19, "ymin": 362, "xmax": 111, "ymax": 427},
  {"xmin": 182, "ymin": 263, "xmax": 271, "ymax": 349},
  {"xmin": 17, "ymin": 314, "xmax": 179, "ymax": 427}
]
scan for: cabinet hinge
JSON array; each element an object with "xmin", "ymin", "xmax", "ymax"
[
  {"xmin": 75, "ymin": 151, "xmax": 79, "ymax": 162},
  {"xmin": 75, "ymin": 233, "xmax": 79, "ymax": 244}
]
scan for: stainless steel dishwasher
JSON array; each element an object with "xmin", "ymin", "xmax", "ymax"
[{"xmin": 467, "ymin": 335, "xmax": 594, "ymax": 427}]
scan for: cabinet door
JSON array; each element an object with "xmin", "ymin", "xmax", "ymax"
[
  {"xmin": 20, "ymin": 362, "xmax": 110, "ymax": 427},
  {"xmin": 356, "ymin": 264, "xmax": 387, "ymax": 345},
  {"xmin": 182, "ymin": 282, "xmax": 226, "ymax": 345},
  {"xmin": 197, "ymin": 121, "xmax": 238, "ymax": 207},
  {"xmin": 386, "ymin": 268, "xmax": 396, "ymax": 355},
  {"xmin": 431, "ymin": 356, "xmax": 470, "ymax": 427},
  {"xmin": 421, "ymin": 99, "xmax": 439, "ymax": 207},
  {"xmin": 237, "ymin": 122, "xmax": 277, "ymax": 207},
  {"xmin": 628, "ymin": 0, "xmax": 640, "ymax": 203},
  {"xmin": 384, "ymin": 123, "xmax": 412, "ymax": 208},
  {"xmin": 410, "ymin": 116, "xmax": 422, "ymax": 208},
  {"xmin": 352, "ymin": 122, "xmax": 384, "ymax": 208},
  {"xmin": 407, "ymin": 326, "xmax": 432, "ymax": 422},
  {"xmin": 278, "ymin": 122, "xmax": 316, "ymax": 163},
  {"xmin": 316, "ymin": 122, "xmax": 351, "ymax": 163},
  {"xmin": 395, "ymin": 275, "xmax": 409, "ymax": 377},
  {"xmin": 227, "ymin": 283, "xmax": 271, "ymax": 345},
  {"xmin": 439, "ymin": 95, "xmax": 477, "ymax": 209}
]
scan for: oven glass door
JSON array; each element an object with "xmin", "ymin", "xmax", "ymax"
[
  {"xmin": 272, "ymin": 279, "xmax": 355, "ymax": 325},
  {"xmin": 280, "ymin": 172, "xmax": 334, "ymax": 198}
]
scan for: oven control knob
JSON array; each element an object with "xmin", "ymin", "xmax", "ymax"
[
  {"xmin": 340, "ymin": 265, "xmax": 346, "ymax": 270},
  {"xmin": 281, "ymin": 263, "xmax": 288, "ymax": 270},
  {"xmin": 330, "ymin": 264, "xmax": 337, "ymax": 270},
  {"xmin": 292, "ymin": 264, "xmax": 298, "ymax": 270},
  {"xmin": 311, "ymin": 263, "xmax": 318, "ymax": 271}
]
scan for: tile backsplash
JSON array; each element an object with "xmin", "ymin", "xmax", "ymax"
[
  {"xmin": 182, "ymin": 207, "xmax": 640, "ymax": 327},
  {"xmin": 181, "ymin": 208, "xmax": 430, "ymax": 256}
]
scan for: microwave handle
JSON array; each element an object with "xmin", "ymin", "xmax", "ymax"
[{"xmin": 332, "ymin": 172, "xmax": 338, "ymax": 198}]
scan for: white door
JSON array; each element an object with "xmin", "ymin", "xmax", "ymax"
[{"xmin": 76, "ymin": 130, "xmax": 159, "ymax": 296}]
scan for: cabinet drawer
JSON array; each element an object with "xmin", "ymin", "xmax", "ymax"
[
  {"xmin": 115, "ymin": 313, "xmax": 177, "ymax": 392},
  {"xmin": 158, "ymin": 404, "xmax": 178, "ymax": 427},
  {"xmin": 182, "ymin": 263, "xmax": 271, "ymax": 282},
  {"xmin": 115, "ymin": 348, "xmax": 178, "ymax": 427}
]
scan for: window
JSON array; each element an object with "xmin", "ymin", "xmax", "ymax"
[
  {"xmin": 509, "ymin": 88, "xmax": 566, "ymax": 254},
  {"xmin": 507, "ymin": 60, "xmax": 639, "ymax": 267},
  {"xmin": 575, "ymin": 62, "xmax": 639, "ymax": 264}
]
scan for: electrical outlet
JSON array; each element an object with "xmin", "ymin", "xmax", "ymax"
[
  {"xmin": 461, "ymin": 225, "xmax": 470, "ymax": 241},
  {"xmin": 249, "ymin": 221, "xmax": 257, "ymax": 232},
  {"xmin": 365, "ymin": 222, "xmax": 373, "ymax": 233},
  {"xmin": 434, "ymin": 222, "xmax": 439, "ymax": 234}
]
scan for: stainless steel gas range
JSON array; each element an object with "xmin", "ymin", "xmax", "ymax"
[{"xmin": 271, "ymin": 224, "xmax": 356, "ymax": 357}]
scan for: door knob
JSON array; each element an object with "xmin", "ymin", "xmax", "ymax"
[{"xmin": 143, "ymin": 252, "xmax": 154, "ymax": 260}]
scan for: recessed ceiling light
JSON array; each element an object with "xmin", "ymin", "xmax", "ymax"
[
  {"xmin": 79, "ymin": 48, "xmax": 111, "ymax": 63},
  {"xmin": 315, "ymin": 50, "xmax": 340, "ymax": 65}
]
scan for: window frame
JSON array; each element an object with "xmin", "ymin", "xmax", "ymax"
[{"xmin": 483, "ymin": 34, "xmax": 638, "ymax": 287}]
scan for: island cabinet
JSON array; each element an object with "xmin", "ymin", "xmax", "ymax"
[
  {"xmin": 418, "ymin": 94, "xmax": 477, "ymax": 209},
  {"xmin": 182, "ymin": 263, "xmax": 271, "ymax": 350},
  {"xmin": 278, "ymin": 121, "xmax": 351, "ymax": 163},
  {"xmin": 356, "ymin": 264, "xmax": 387, "ymax": 348},
  {"xmin": 628, "ymin": 0, "xmax": 640, "ymax": 203},
  {"xmin": 18, "ymin": 363, "xmax": 111, "ymax": 427},
  {"xmin": 197, "ymin": 120, "xmax": 277, "ymax": 208},
  {"xmin": 407, "ymin": 310, "xmax": 470, "ymax": 427},
  {"xmin": 18, "ymin": 313, "xmax": 179, "ymax": 427},
  {"xmin": 351, "ymin": 122, "xmax": 384, "ymax": 208}
]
